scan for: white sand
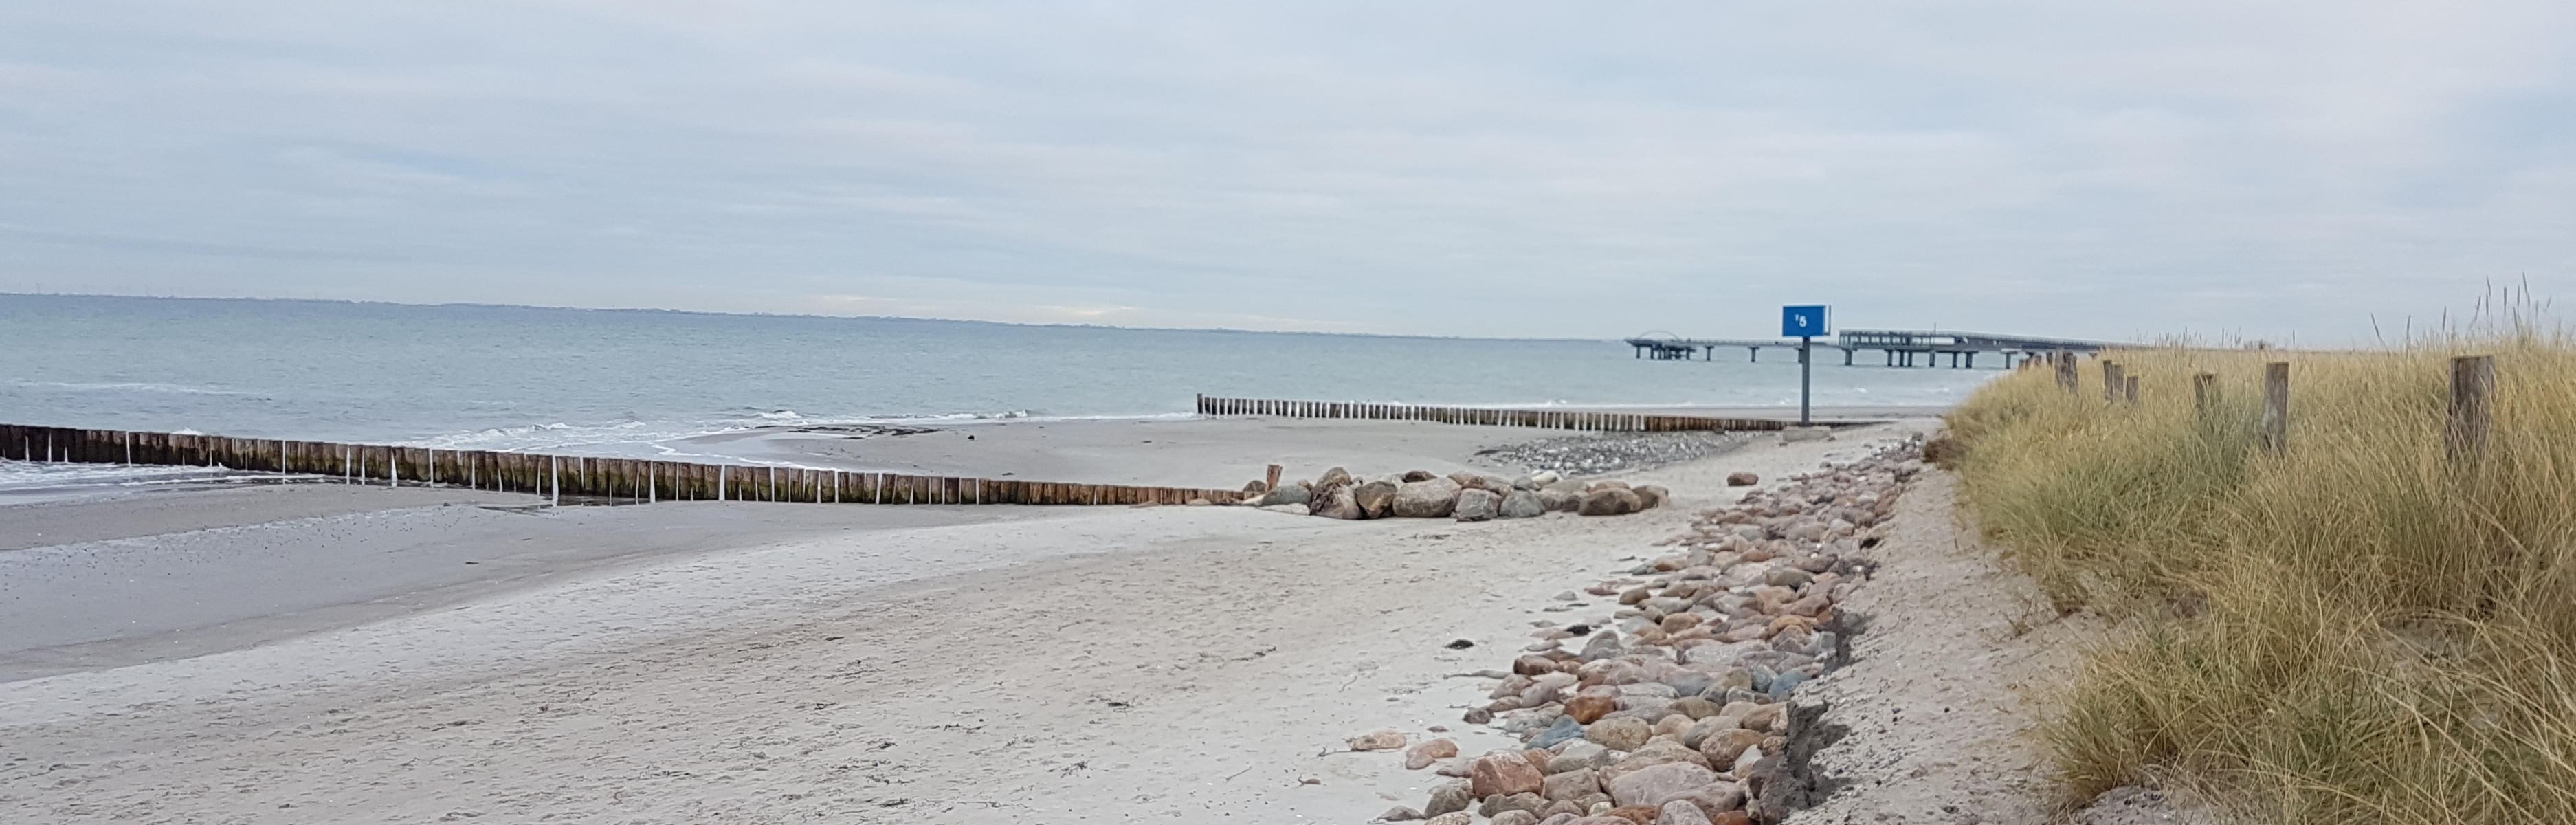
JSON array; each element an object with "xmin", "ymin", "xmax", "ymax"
[{"xmin": 6, "ymin": 415, "xmax": 2146, "ymax": 825}]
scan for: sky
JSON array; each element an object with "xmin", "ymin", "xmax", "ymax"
[{"xmin": 1, "ymin": 1, "xmax": 2572, "ymax": 342}]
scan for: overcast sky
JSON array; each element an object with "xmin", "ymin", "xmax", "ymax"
[{"xmin": 2, "ymin": 1, "xmax": 2571, "ymax": 341}]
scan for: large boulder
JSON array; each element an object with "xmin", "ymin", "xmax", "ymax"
[
  {"xmin": 1392, "ymin": 478, "xmax": 1463, "ymax": 518},
  {"xmin": 1402, "ymin": 470, "xmax": 1440, "ymax": 482},
  {"xmin": 1454, "ymin": 489, "xmax": 1502, "ymax": 521},
  {"xmin": 1312, "ymin": 485, "xmax": 1363, "ymax": 519},
  {"xmin": 1579, "ymin": 488, "xmax": 1642, "ymax": 516},
  {"xmin": 1500, "ymin": 490, "xmax": 1548, "ymax": 518},
  {"xmin": 1634, "ymin": 485, "xmax": 1669, "ymax": 510},
  {"xmin": 1259, "ymin": 482, "xmax": 1312, "ymax": 507},
  {"xmin": 1320, "ymin": 467, "xmax": 1354, "ymax": 487},
  {"xmin": 1353, "ymin": 481, "xmax": 1400, "ymax": 518}
]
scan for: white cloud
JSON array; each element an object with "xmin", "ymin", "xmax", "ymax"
[{"xmin": 1, "ymin": 1, "xmax": 2573, "ymax": 340}]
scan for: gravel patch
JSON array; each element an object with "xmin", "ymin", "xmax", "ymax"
[{"xmin": 1476, "ymin": 431, "xmax": 1756, "ymax": 477}]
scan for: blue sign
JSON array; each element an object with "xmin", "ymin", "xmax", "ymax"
[{"xmin": 1781, "ymin": 305, "xmax": 1830, "ymax": 338}]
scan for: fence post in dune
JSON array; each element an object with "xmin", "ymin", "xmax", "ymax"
[
  {"xmin": 2261, "ymin": 362, "xmax": 2291, "ymax": 454},
  {"xmin": 2102, "ymin": 361, "xmax": 2124, "ymax": 403},
  {"xmin": 2056, "ymin": 353, "xmax": 2079, "ymax": 392},
  {"xmin": 2124, "ymin": 375, "xmax": 2140, "ymax": 404},
  {"xmin": 1265, "ymin": 463, "xmax": 1282, "ymax": 492},
  {"xmin": 2192, "ymin": 372, "xmax": 2219, "ymax": 421},
  {"xmin": 2447, "ymin": 355, "xmax": 2495, "ymax": 468}
]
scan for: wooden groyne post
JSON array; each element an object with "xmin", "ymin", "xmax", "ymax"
[
  {"xmin": 2261, "ymin": 362, "xmax": 2290, "ymax": 454},
  {"xmin": 1192, "ymin": 395, "xmax": 1792, "ymax": 432},
  {"xmin": 2447, "ymin": 355, "xmax": 2494, "ymax": 467},
  {"xmin": 0, "ymin": 424, "xmax": 1248, "ymax": 509}
]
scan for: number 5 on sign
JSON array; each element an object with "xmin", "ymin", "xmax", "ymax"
[{"xmin": 1781, "ymin": 305, "xmax": 1830, "ymax": 337}]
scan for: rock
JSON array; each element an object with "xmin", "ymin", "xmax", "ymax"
[
  {"xmin": 1564, "ymin": 694, "xmax": 1617, "ymax": 725},
  {"xmin": 1313, "ymin": 485, "xmax": 1363, "ymax": 519},
  {"xmin": 1426, "ymin": 813, "xmax": 1474, "ymax": 825},
  {"xmin": 1766, "ymin": 670, "xmax": 1808, "ymax": 699},
  {"xmin": 1699, "ymin": 729, "xmax": 1763, "ymax": 768},
  {"xmin": 1407, "ymin": 738, "xmax": 1461, "ymax": 769},
  {"xmin": 1547, "ymin": 741, "xmax": 1613, "ymax": 774},
  {"xmin": 1579, "ymin": 488, "xmax": 1641, "ymax": 516},
  {"xmin": 1739, "ymin": 704, "xmax": 1786, "ymax": 734},
  {"xmin": 1472, "ymin": 754, "xmax": 1546, "ymax": 798},
  {"xmin": 1664, "ymin": 784, "xmax": 1747, "ymax": 819},
  {"xmin": 1425, "ymin": 780, "xmax": 1474, "ymax": 816},
  {"xmin": 1492, "ymin": 811, "xmax": 1542, "ymax": 825},
  {"xmin": 1463, "ymin": 707, "xmax": 1494, "ymax": 725},
  {"xmin": 1725, "ymin": 472, "xmax": 1757, "ymax": 486},
  {"xmin": 1403, "ymin": 470, "xmax": 1439, "ymax": 482},
  {"xmin": 1581, "ymin": 632, "xmax": 1625, "ymax": 661},
  {"xmin": 1542, "ymin": 767, "xmax": 1601, "ymax": 800},
  {"xmin": 1585, "ymin": 716, "xmax": 1651, "ymax": 751},
  {"xmin": 1501, "ymin": 490, "xmax": 1549, "ymax": 518},
  {"xmin": 1351, "ymin": 730, "xmax": 1408, "ymax": 751},
  {"xmin": 1353, "ymin": 481, "xmax": 1400, "ymax": 518},
  {"xmin": 1482, "ymin": 792, "xmax": 1548, "ymax": 818},
  {"xmin": 1455, "ymin": 488, "xmax": 1502, "ymax": 521},
  {"xmin": 1539, "ymin": 488, "xmax": 1581, "ymax": 512},
  {"xmin": 1656, "ymin": 800, "xmax": 1714, "ymax": 825},
  {"xmin": 1382, "ymin": 805, "xmax": 1426, "ymax": 821},
  {"xmin": 1707, "ymin": 813, "xmax": 1753, "ymax": 825},
  {"xmin": 1606, "ymin": 762, "xmax": 1719, "ymax": 808},
  {"xmin": 1259, "ymin": 483, "xmax": 1312, "ymax": 507},
  {"xmin": 1669, "ymin": 697, "xmax": 1718, "ymax": 720},
  {"xmin": 1394, "ymin": 478, "xmax": 1465, "ymax": 518},
  {"xmin": 1633, "ymin": 485, "xmax": 1669, "ymax": 510},
  {"xmin": 1320, "ymin": 467, "xmax": 1353, "ymax": 487},
  {"xmin": 1529, "ymin": 715, "xmax": 1587, "ymax": 749},
  {"xmin": 1604, "ymin": 806, "xmax": 1662, "ymax": 824},
  {"xmin": 1528, "ymin": 470, "xmax": 1563, "ymax": 486},
  {"xmin": 1564, "ymin": 817, "xmax": 1634, "ymax": 825}
]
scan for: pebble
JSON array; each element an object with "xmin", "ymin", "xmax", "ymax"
[
  {"xmin": 1479, "ymin": 431, "xmax": 1751, "ymax": 476},
  {"xmin": 1349, "ymin": 730, "xmax": 1408, "ymax": 751},
  {"xmin": 1406, "ymin": 738, "xmax": 1461, "ymax": 770}
]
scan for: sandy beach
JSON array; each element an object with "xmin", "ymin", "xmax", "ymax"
[{"xmin": 0, "ymin": 410, "xmax": 2107, "ymax": 824}]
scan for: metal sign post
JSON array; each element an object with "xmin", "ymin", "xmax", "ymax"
[{"xmin": 1781, "ymin": 305, "xmax": 1830, "ymax": 426}]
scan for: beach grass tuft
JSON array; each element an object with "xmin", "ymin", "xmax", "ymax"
[{"xmin": 1942, "ymin": 316, "xmax": 2576, "ymax": 823}]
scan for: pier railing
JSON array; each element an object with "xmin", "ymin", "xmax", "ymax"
[
  {"xmin": 1193, "ymin": 395, "xmax": 1788, "ymax": 432},
  {"xmin": 0, "ymin": 424, "xmax": 1244, "ymax": 507}
]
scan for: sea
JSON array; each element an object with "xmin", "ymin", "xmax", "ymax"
[{"xmin": 0, "ymin": 294, "xmax": 1999, "ymax": 494}]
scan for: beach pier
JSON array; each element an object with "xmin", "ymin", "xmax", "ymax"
[
  {"xmin": 1625, "ymin": 329, "xmax": 2104, "ymax": 368},
  {"xmin": 0, "ymin": 424, "xmax": 1248, "ymax": 508}
]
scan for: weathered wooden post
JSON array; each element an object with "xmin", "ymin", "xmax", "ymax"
[
  {"xmin": 2261, "ymin": 362, "xmax": 2290, "ymax": 454},
  {"xmin": 2192, "ymin": 372, "xmax": 2218, "ymax": 421},
  {"xmin": 2102, "ymin": 362, "xmax": 2124, "ymax": 402},
  {"xmin": 2447, "ymin": 355, "xmax": 2494, "ymax": 467},
  {"xmin": 2124, "ymin": 375, "xmax": 2140, "ymax": 404},
  {"xmin": 2056, "ymin": 353, "xmax": 2078, "ymax": 392}
]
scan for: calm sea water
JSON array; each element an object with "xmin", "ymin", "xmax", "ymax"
[{"xmin": 1, "ymin": 294, "xmax": 1996, "ymax": 459}]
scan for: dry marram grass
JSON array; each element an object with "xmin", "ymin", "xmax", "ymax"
[{"xmin": 1941, "ymin": 332, "xmax": 2576, "ymax": 824}]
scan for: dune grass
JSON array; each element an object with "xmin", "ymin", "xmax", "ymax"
[{"xmin": 1940, "ymin": 330, "xmax": 2576, "ymax": 824}]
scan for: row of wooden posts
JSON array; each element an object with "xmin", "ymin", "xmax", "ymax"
[
  {"xmin": 2032, "ymin": 351, "xmax": 2496, "ymax": 461},
  {"xmin": 0, "ymin": 424, "xmax": 1247, "ymax": 507},
  {"xmin": 1193, "ymin": 395, "xmax": 1790, "ymax": 432}
]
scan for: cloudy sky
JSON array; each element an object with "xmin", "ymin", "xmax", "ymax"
[{"xmin": 2, "ymin": 1, "xmax": 2571, "ymax": 341}]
